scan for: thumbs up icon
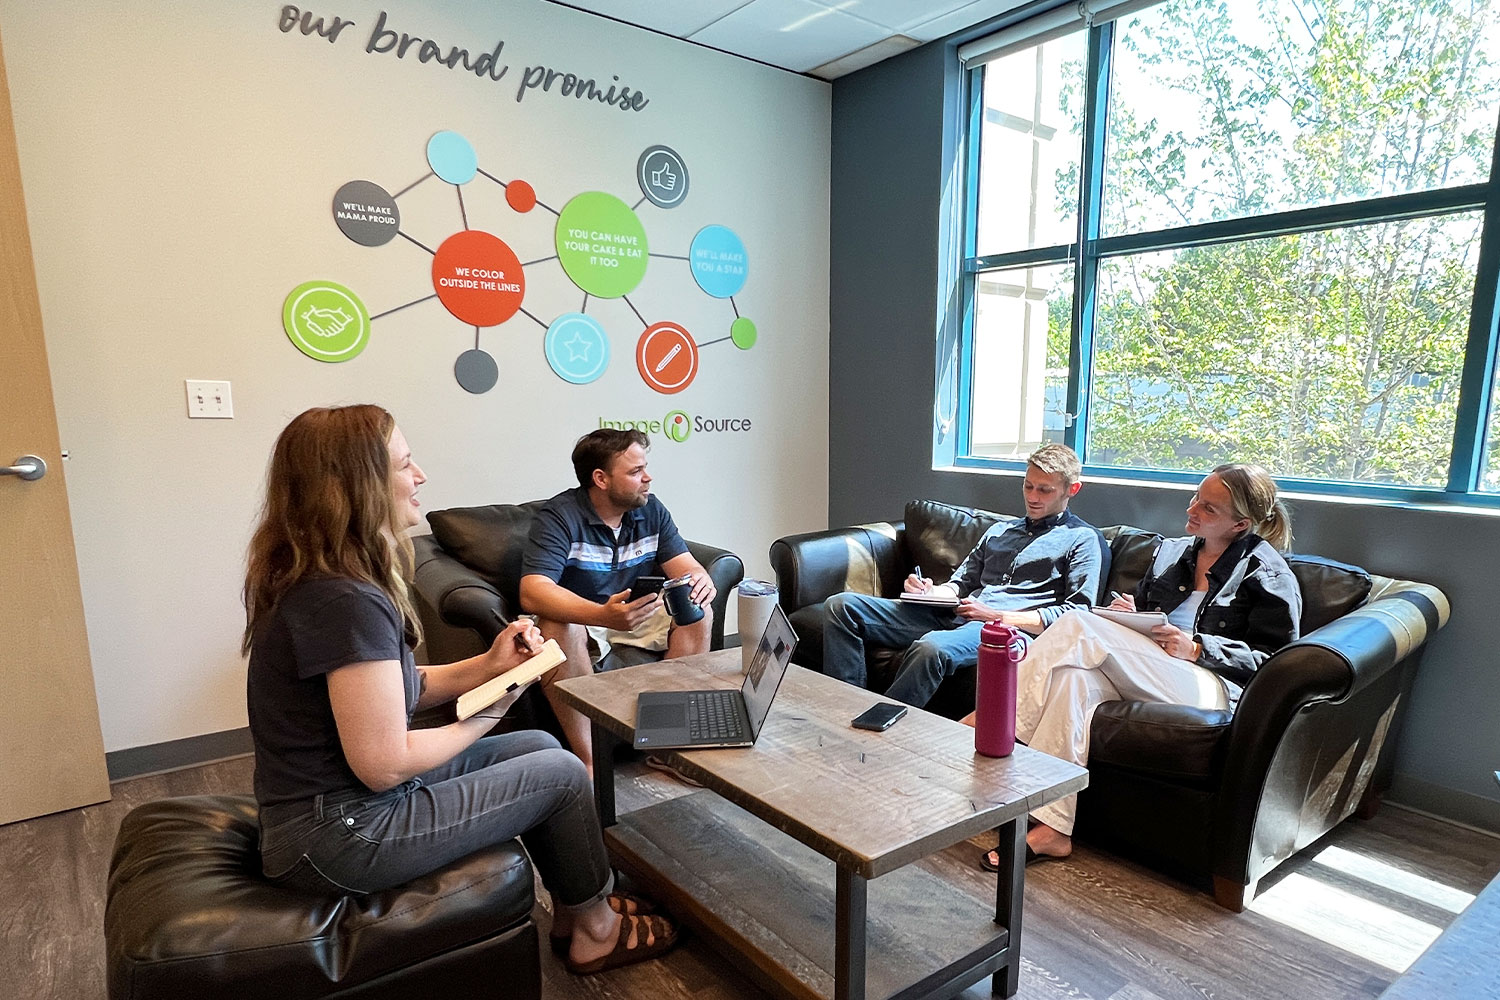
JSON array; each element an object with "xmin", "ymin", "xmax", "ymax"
[{"xmin": 651, "ymin": 161, "xmax": 677, "ymax": 192}]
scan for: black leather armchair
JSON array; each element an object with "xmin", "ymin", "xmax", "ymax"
[
  {"xmin": 769, "ymin": 500, "xmax": 1449, "ymax": 910},
  {"xmin": 105, "ymin": 796, "xmax": 540, "ymax": 999},
  {"xmin": 411, "ymin": 501, "xmax": 745, "ymax": 676}
]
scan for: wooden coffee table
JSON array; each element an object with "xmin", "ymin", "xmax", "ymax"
[{"xmin": 554, "ymin": 649, "xmax": 1087, "ymax": 1000}]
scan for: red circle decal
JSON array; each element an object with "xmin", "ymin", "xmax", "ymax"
[
  {"xmin": 432, "ymin": 230, "xmax": 525, "ymax": 327},
  {"xmin": 506, "ymin": 180, "xmax": 537, "ymax": 213},
  {"xmin": 636, "ymin": 322, "xmax": 699, "ymax": 395}
]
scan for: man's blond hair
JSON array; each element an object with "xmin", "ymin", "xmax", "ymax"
[{"xmin": 1027, "ymin": 443, "xmax": 1082, "ymax": 486}]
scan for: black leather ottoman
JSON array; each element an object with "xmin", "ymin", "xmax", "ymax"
[{"xmin": 105, "ymin": 795, "xmax": 540, "ymax": 1000}]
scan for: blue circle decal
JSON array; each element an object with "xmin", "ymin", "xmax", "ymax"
[
  {"xmin": 427, "ymin": 130, "xmax": 478, "ymax": 185},
  {"xmin": 689, "ymin": 225, "xmax": 747, "ymax": 299},
  {"xmin": 544, "ymin": 312, "xmax": 610, "ymax": 384}
]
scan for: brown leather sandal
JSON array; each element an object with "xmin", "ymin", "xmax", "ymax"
[
  {"xmin": 550, "ymin": 892, "xmax": 659, "ymax": 954},
  {"xmin": 563, "ymin": 912, "xmax": 679, "ymax": 975}
]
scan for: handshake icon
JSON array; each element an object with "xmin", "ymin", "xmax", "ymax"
[{"xmin": 300, "ymin": 305, "xmax": 355, "ymax": 339}]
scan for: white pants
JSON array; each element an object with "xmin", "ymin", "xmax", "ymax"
[{"xmin": 1018, "ymin": 609, "xmax": 1238, "ymax": 836}]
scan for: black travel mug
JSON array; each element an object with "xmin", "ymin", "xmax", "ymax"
[{"xmin": 661, "ymin": 573, "xmax": 704, "ymax": 625}]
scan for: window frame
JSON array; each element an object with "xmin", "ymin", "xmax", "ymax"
[{"xmin": 953, "ymin": 14, "xmax": 1500, "ymax": 506}]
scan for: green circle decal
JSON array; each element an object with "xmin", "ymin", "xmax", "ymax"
[
  {"xmin": 555, "ymin": 191, "xmax": 648, "ymax": 298},
  {"xmin": 283, "ymin": 280, "xmax": 370, "ymax": 362},
  {"xmin": 731, "ymin": 316, "xmax": 758, "ymax": 350}
]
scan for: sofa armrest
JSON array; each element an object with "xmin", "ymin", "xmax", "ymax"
[
  {"xmin": 413, "ymin": 539, "xmax": 516, "ymax": 639},
  {"xmin": 768, "ymin": 521, "xmax": 905, "ymax": 613},
  {"xmin": 686, "ymin": 539, "xmax": 745, "ymax": 650},
  {"xmin": 1212, "ymin": 584, "xmax": 1449, "ymax": 882},
  {"xmin": 1225, "ymin": 582, "xmax": 1450, "ymax": 768}
]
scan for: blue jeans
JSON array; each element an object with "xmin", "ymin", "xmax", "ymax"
[
  {"xmin": 258, "ymin": 731, "xmax": 612, "ymax": 909},
  {"xmin": 823, "ymin": 593, "xmax": 989, "ymax": 708}
]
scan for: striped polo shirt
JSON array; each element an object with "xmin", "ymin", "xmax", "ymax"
[{"xmin": 522, "ymin": 486, "xmax": 689, "ymax": 604}]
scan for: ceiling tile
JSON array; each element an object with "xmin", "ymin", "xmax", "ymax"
[
  {"xmin": 546, "ymin": 0, "xmax": 752, "ymax": 39},
  {"xmin": 903, "ymin": 0, "xmax": 1031, "ymax": 42},
  {"xmin": 806, "ymin": 0, "xmax": 975, "ymax": 33},
  {"xmin": 690, "ymin": 0, "xmax": 892, "ymax": 72},
  {"xmin": 808, "ymin": 33, "xmax": 923, "ymax": 79}
]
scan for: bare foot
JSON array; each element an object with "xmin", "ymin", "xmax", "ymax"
[{"xmin": 1026, "ymin": 822, "xmax": 1071, "ymax": 859}]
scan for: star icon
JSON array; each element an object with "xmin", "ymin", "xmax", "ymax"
[{"xmin": 564, "ymin": 331, "xmax": 594, "ymax": 363}]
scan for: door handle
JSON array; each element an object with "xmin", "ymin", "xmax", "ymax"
[{"xmin": 1, "ymin": 455, "xmax": 46, "ymax": 481}]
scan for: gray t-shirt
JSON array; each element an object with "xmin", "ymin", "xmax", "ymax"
[{"xmin": 247, "ymin": 576, "xmax": 419, "ymax": 807}]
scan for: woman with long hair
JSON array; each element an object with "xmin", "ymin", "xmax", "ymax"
[
  {"xmin": 977, "ymin": 463, "xmax": 1302, "ymax": 869},
  {"xmin": 244, "ymin": 404, "xmax": 675, "ymax": 974}
]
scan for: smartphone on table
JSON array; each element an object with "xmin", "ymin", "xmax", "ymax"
[
  {"xmin": 851, "ymin": 702, "xmax": 908, "ymax": 731},
  {"xmin": 628, "ymin": 575, "xmax": 666, "ymax": 602}
]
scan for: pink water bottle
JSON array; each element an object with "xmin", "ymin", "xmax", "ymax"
[{"xmin": 975, "ymin": 622, "xmax": 1024, "ymax": 757}]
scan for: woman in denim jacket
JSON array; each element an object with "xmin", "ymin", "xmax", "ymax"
[{"xmin": 978, "ymin": 463, "xmax": 1300, "ymax": 870}]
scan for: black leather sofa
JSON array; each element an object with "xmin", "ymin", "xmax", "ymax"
[
  {"xmin": 411, "ymin": 502, "xmax": 745, "ymax": 727},
  {"xmin": 105, "ymin": 795, "xmax": 540, "ymax": 999},
  {"xmin": 769, "ymin": 499, "xmax": 1449, "ymax": 910}
]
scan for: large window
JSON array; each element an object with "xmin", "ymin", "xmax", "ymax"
[{"xmin": 959, "ymin": 0, "xmax": 1500, "ymax": 499}]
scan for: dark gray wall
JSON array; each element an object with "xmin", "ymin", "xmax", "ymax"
[{"xmin": 830, "ymin": 38, "xmax": 1500, "ymax": 831}]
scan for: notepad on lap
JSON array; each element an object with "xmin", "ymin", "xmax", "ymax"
[
  {"xmin": 1089, "ymin": 607, "xmax": 1169, "ymax": 635},
  {"xmin": 898, "ymin": 591, "xmax": 960, "ymax": 607},
  {"xmin": 455, "ymin": 639, "xmax": 566, "ymax": 720}
]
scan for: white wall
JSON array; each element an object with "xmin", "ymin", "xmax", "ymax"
[{"xmin": 0, "ymin": 1, "xmax": 831, "ymax": 752}]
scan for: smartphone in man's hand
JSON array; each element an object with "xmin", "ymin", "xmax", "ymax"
[{"xmin": 628, "ymin": 575, "xmax": 666, "ymax": 602}]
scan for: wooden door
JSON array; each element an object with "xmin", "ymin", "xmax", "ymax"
[{"xmin": 0, "ymin": 28, "xmax": 110, "ymax": 825}]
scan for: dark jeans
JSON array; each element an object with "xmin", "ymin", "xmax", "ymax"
[
  {"xmin": 823, "ymin": 593, "xmax": 995, "ymax": 709},
  {"xmin": 258, "ymin": 730, "xmax": 612, "ymax": 909}
]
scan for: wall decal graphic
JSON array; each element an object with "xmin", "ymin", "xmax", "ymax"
[{"xmin": 282, "ymin": 130, "xmax": 755, "ymax": 395}]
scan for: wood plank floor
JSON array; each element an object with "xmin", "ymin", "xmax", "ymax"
[{"xmin": 3, "ymin": 754, "xmax": 1496, "ymax": 1000}]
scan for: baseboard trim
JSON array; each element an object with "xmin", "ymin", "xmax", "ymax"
[
  {"xmin": 107, "ymin": 728, "xmax": 253, "ymax": 782},
  {"xmin": 1384, "ymin": 800, "xmax": 1500, "ymax": 841},
  {"xmin": 1388, "ymin": 774, "xmax": 1500, "ymax": 836}
]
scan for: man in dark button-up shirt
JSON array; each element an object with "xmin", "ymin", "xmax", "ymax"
[{"xmin": 822, "ymin": 444, "xmax": 1108, "ymax": 709}]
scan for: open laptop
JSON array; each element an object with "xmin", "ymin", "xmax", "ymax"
[{"xmin": 633, "ymin": 603, "xmax": 797, "ymax": 750}]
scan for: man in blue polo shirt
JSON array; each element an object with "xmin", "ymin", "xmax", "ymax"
[{"xmin": 521, "ymin": 428, "xmax": 716, "ymax": 774}]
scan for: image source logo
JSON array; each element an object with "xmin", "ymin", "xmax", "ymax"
[
  {"xmin": 664, "ymin": 410, "xmax": 691, "ymax": 442},
  {"xmin": 598, "ymin": 411, "xmax": 753, "ymax": 440}
]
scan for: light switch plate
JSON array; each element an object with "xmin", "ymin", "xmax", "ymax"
[{"xmin": 186, "ymin": 379, "xmax": 233, "ymax": 418}]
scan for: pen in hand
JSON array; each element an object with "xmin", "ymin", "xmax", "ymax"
[{"xmin": 492, "ymin": 608, "xmax": 539, "ymax": 655}]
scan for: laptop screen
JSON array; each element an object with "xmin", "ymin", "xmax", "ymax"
[{"xmin": 741, "ymin": 603, "xmax": 797, "ymax": 738}]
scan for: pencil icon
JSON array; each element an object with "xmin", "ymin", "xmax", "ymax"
[{"xmin": 653, "ymin": 343, "xmax": 682, "ymax": 373}]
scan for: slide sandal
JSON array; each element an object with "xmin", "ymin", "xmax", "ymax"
[
  {"xmin": 563, "ymin": 912, "xmax": 679, "ymax": 975},
  {"xmin": 550, "ymin": 891, "xmax": 660, "ymax": 953}
]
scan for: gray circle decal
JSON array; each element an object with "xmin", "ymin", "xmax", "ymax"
[
  {"xmin": 333, "ymin": 180, "xmax": 400, "ymax": 247},
  {"xmin": 454, "ymin": 348, "xmax": 499, "ymax": 394},
  {"xmin": 636, "ymin": 145, "xmax": 689, "ymax": 209}
]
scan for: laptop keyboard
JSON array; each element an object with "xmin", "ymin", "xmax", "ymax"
[{"xmin": 687, "ymin": 690, "xmax": 742, "ymax": 740}]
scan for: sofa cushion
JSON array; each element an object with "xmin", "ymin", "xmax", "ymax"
[
  {"xmin": 786, "ymin": 603, "xmax": 828, "ymax": 671},
  {"xmin": 902, "ymin": 500, "xmax": 1006, "ymax": 581},
  {"xmin": 1286, "ymin": 554, "xmax": 1372, "ymax": 634},
  {"xmin": 106, "ymin": 795, "xmax": 536, "ymax": 1000},
  {"xmin": 1088, "ymin": 701, "xmax": 1233, "ymax": 788},
  {"xmin": 427, "ymin": 502, "xmax": 548, "ymax": 601},
  {"xmin": 1101, "ymin": 525, "xmax": 1163, "ymax": 600}
]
